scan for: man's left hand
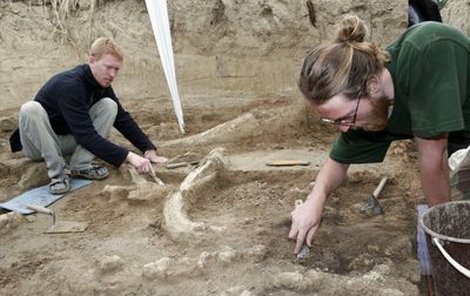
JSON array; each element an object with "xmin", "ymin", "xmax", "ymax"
[{"xmin": 144, "ymin": 149, "xmax": 168, "ymax": 164}]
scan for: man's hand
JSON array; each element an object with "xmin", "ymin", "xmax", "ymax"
[
  {"xmin": 288, "ymin": 198, "xmax": 323, "ymax": 254},
  {"xmin": 144, "ymin": 149, "xmax": 168, "ymax": 164},
  {"xmin": 126, "ymin": 151, "xmax": 153, "ymax": 173},
  {"xmin": 288, "ymin": 157, "xmax": 349, "ymax": 254}
]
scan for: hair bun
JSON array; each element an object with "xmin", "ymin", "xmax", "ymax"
[{"xmin": 335, "ymin": 15, "xmax": 368, "ymax": 43}]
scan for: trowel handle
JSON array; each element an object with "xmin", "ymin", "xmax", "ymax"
[
  {"xmin": 373, "ymin": 177, "xmax": 388, "ymax": 198},
  {"xmin": 26, "ymin": 204, "xmax": 54, "ymax": 216}
]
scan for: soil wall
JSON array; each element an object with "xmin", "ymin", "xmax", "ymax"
[
  {"xmin": 2, "ymin": 1, "xmax": 469, "ymax": 112},
  {"xmin": 1, "ymin": 0, "xmax": 408, "ymax": 110}
]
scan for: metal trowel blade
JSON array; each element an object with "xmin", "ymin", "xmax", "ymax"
[
  {"xmin": 296, "ymin": 244, "xmax": 311, "ymax": 259},
  {"xmin": 360, "ymin": 195, "xmax": 384, "ymax": 216}
]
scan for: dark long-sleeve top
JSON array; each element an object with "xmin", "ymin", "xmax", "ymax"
[{"xmin": 10, "ymin": 64, "xmax": 156, "ymax": 167}]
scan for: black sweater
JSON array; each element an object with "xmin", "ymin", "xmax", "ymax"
[{"xmin": 10, "ymin": 64, "xmax": 156, "ymax": 167}]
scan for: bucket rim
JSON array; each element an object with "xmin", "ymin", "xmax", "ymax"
[{"xmin": 419, "ymin": 200, "xmax": 470, "ymax": 244}]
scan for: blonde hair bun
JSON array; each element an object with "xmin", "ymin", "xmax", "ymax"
[{"xmin": 335, "ymin": 15, "xmax": 368, "ymax": 43}]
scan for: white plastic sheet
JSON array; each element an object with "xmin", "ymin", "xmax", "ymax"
[
  {"xmin": 449, "ymin": 146, "xmax": 470, "ymax": 199},
  {"xmin": 145, "ymin": 0, "xmax": 185, "ymax": 134}
]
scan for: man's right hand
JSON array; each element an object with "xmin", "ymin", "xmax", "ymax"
[
  {"xmin": 288, "ymin": 198, "xmax": 323, "ymax": 254},
  {"xmin": 126, "ymin": 151, "xmax": 153, "ymax": 173},
  {"xmin": 287, "ymin": 157, "xmax": 349, "ymax": 254}
]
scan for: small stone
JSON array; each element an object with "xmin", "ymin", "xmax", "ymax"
[
  {"xmin": 245, "ymin": 245, "xmax": 267, "ymax": 260},
  {"xmin": 96, "ymin": 255, "xmax": 124, "ymax": 274},
  {"xmin": 218, "ymin": 249, "xmax": 238, "ymax": 263},
  {"xmin": 275, "ymin": 272, "xmax": 304, "ymax": 289},
  {"xmin": 142, "ymin": 257, "xmax": 171, "ymax": 279},
  {"xmin": 0, "ymin": 212, "xmax": 27, "ymax": 234}
]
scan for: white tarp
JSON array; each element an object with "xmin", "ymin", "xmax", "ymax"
[
  {"xmin": 449, "ymin": 146, "xmax": 470, "ymax": 199},
  {"xmin": 145, "ymin": 0, "xmax": 185, "ymax": 134}
]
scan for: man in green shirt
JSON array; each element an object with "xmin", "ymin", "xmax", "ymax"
[{"xmin": 289, "ymin": 15, "xmax": 470, "ymax": 254}]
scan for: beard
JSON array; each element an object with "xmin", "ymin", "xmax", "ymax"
[{"xmin": 356, "ymin": 96, "xmax": 391, "ymax": 132}]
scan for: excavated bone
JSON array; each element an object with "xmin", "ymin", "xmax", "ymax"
[
  {"xmin": 159, "ymin": 103, "xmax": 308, "ymax": 149},
  {"xmin": 163, "ymin": 147, "xmax": 228, "ymax": 241},
  {"xmin": 102, "ymin": 166, "xmax": 169, "ymax": 201},
  {"xmin": 269, "ymin": 264, "xmax": 420, "ymax": 294},
  {"xmin": 0, "ymin": 211, "xmax": 27, "ymax": 234},
  {"xmin": 142, "ymin": 245, "xmax": 266, "ymax": 280},
  {"xmin": 160, "ymin": 113, "xmax": 260, "ymax": 148},
  {"xmin": 126, "ymin": 166, "xmax": 151, "ymax": 185}
]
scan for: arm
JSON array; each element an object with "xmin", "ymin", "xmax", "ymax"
[
  {"xmin": 415, "ymin": 133, "xmax": 451, "ymax": 206},
  {"xmin": 58, "ymin": 89, "xmax": 129, "ymax": 167},
  {"xmin": 107, "ymin": 88, "xmax": 156, "ymax": 153},
  {"xmin": 106, "ymin": 89, "xmax": 168, "ymax": 171},
  {"xmin": 288, "ymin": 156, "xmax": 350, "ymax": 253}
]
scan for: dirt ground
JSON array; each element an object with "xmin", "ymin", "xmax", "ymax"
[
  {"xmin": 2, "ymin": 0, "xmax": 469, "ymax": 295},
  {"xmin": 0, "ymin": 94, "xmax": 428, "ymax": 295}
]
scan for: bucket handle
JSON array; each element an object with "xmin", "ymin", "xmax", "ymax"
[{"xmin": 432, "ymin": 237, "xmax": 470, "ymax": 278}]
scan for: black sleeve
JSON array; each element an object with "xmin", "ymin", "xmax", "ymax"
[
  {"xmin": 409, "ymin": 0, "xmax": 442, "ymax": 26},
  {"xmin": 9, "ymin": 129, "xmax": 22, "ymax": 152},
  {"xmin": 106, "ymin": 88, "xmax": 156, "ymax": 153},
  {"xmin": 58, "ymin": 86, "xmax": 129, "ymax": 167}
]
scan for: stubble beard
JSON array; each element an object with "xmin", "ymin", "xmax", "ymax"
[{"xmin": 357, "ymin": 96, "xmax": 391, "ymax": 132}]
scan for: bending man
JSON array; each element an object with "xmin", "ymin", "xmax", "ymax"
[
  {"xmin": 290, "ymin": 15, "xmax": 470, "ymax": 254},
  {"xmin": 10, "ymin": 37, "xmax": 167, "ymax": 194}
]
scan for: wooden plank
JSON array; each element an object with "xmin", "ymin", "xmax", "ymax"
[{"xmin": 266, "ymin": 160, "xmax": 311, "ymax": 167}]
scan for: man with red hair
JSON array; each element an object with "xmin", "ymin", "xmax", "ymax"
[{"xmin": 10, "ymin": 37, "xmax": 167, "ymax": 194}]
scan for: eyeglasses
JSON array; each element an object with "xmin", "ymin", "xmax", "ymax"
[{"xmin": 320, "ymin": 88, "xmax": 363, "ymax": 127}]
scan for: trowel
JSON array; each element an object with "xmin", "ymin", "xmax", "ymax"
[
  {"xmin": 26, "ymin": 204, "xmax": 88, "ymax": 234},
  {"xmin": 360, "ymin": 177, "xmax": 387, "ymax": 216},
  {"xmin": 294, "ymin": 199, "xmax": 311, "ymax": 259}
]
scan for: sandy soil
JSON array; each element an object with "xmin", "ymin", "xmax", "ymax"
[
  {"xmin": 3, "ymin": 0, "xmax": 469, "ymax": 295},
  {"xmin": 0, "ymin": 95, "xmax": 427, "ymax": 296}
]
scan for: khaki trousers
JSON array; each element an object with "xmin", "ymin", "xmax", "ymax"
[{"xmin": 18, "ymin": 98, "xmax": 117, "ymax": 179}]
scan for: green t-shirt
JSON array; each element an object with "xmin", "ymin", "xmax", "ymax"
[{"xmin": 330, "ymin": 22, "xmax": 470, "ymax": 164}]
